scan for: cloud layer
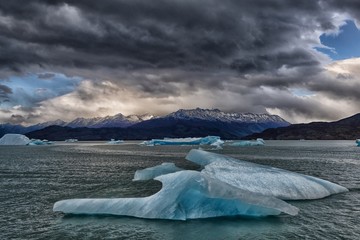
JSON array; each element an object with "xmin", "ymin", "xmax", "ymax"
[{"xmin": 1, "ymin": 0, "xmax": 360, "ymax": 124}]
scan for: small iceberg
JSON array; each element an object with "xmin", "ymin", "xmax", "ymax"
[
  {"xmin": 0, "ymin": 134, "xmax": 31, "ymax": 145},
  {"xmin": 133, "ymin": 163, "xmax": 183, "ymax": 181},
  {"xmin": 53, "ymin": 150, "xmax": 347, "ymax": 220},
  {"xmin": 65, "ymin": 139, "xmax": 78, "ymax": 143},
  {"xmin": 356, "ymin": 139, "xmax": 360, "ymax": 147},
  {"xmin": 107, "ymin": 139, "xmax": 124, "ymax": 144},
  {"xmin": 230, "ymin": 138, "xmax": 265, "ymax": 147},
  {"xmin": 28, "ymin": 139, "xmax": 53, "ymax": 145},
  {"xmin": 140, "ymin": 136, "xmax": 223, "ymax": 147}
]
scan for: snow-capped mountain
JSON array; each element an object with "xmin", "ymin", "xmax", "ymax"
[
  {"xmin": 1, "ymin": 108, "xmax": 289, "ymax": 138},
  {"xmin": 167, "ymin": 108, "xmax": 288, "ymax": 123},
  {"xmin": 66, "ymin": 113, "xmax": 155, "ymax": 128}
]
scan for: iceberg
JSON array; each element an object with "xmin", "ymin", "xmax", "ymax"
[
  {"xmin": 133, "ymin": 163, "xmax": 183, "ymax": 181},
  {"xmin": 0, "ymin": 134, "xmax": 31, "ymax": 145},
  {"xmin": 53, "ymin": 149, "xmax": 348, "ymax": 220},
  {"xmin": 65, "ymin": 139, "xmax": 78, "ymax": 143},
  {"xmin": 230, "ymin": 138, "xmax": 265, "ymax": 146},
  {"xmin": 107, "ymin": 139, "xmax": 124, "ymax": 144},
  {"xmin": 356, "ymin": 139, "xmax": 360, "ymax": 146},
  {"xmin": 54, "ymin": 170, "xmax": 298, "ymax": 220},
  {"xmin": 186, "ymin": 149, "xmax": 348, "ymax": 200},
  {"xmin": 140, "ymin": 136, "xmax": 223, "ymax": 147},
  {"xmin": 28, "ymin": 139, "xmax": 53, "ymax": 145}
]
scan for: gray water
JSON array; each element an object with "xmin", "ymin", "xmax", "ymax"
[{"xmin": 0, "ymin": 141, "xmax": 359, "ymax": 239}]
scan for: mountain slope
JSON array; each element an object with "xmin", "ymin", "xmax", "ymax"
[{"xmin": 246, "ymin": 113, "xmax": 360, "ymax": 140}]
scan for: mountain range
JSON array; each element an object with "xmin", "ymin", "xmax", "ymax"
[
  {"xmin": 10, "ymin": 108, "xmax": 290, "ymax": 140},
  {"xmin": 246, "ymin": 113, "xmax": 360, "ymax": 140}
]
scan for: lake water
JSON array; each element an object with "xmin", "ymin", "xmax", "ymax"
[{"xmin": 0, "ymin": 141, "xmax": 359, "ymax": 239}]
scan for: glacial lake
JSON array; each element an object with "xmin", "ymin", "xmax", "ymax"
[{"xmin": 0, "ymin": 140, "xmax": 359, "ymax": 239}]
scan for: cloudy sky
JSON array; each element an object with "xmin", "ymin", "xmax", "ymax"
[{"xmin": 1, "ymin": 0, "xmax": 360, "ymax": 125}]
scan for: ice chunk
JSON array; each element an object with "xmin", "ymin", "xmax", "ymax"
[
  {"xmin": 65, "ymin": 139, "xmax": 78, "ymax": 143},
  {"xmin": 356, "ymin": 139, "xmax": 360, "ymax": 146},
  {"xmin": 140, "ymin": 136, "xmax": 223, "ymax": 146},
  {"xmin": 0, "ymin": 134, "xmax": 31, "ymax": 145},
  {"xmin": 28, "ymin": 139, "xmax": 53, "ymax": 145},
  {"xmin": 133, "ymin": 163, "xmax": 183, "ymax": 181},
  {"xmin": 53, "ymin": 170, "xmax": 298, "ymax": 220},
  {"xmin": 230, "ymin": 138, "xmax": 265, "ymax": 146},
  {"xmin": 107, "ymin": 139, "xmax": 124, "ymax": 144},
  {"xmin": 186, "ymin": 149, "xmax": 348, "ymax": 200}
]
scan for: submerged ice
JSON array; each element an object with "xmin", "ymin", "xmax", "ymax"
[
  {"xmin": 140, "ymin": 136, "xmax": 223, "ymax": 147},
  {"xmin": 53, "ymin": 149, "xmax": 348, "ymax": 220}
]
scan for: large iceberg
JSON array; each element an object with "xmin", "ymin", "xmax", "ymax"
[
  {"xmin": 230, "ymin": 138, "xmax": 265, "ymax": 147},
  {"xmin": 140, "ymin": 136, "xmax": 223, "ymax": 147},
  {"xmin": 186, "ymin": 149, "xmax": 348, "ymax": 200},
  {"xmin": 54, "ymin": 170, "xmax": 298, "ymax": 220},
  {"xmin": 133, "ymin": 163, "xmax": 183, "ymax": 181},
  {"xmin": 0, "ymin": 134, "xmax": 31, "ymax": 145},
  {"xmin": 53, "ymin": 149, "xmax": 347, "ymax": 220},
  {"xmin": 356, "ymin": 139, "xmax": 360, "ymax": 147}
]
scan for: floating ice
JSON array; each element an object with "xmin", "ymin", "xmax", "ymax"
[
  {"xmin": 356, "ymin": 139, "xmax": 360, "ymax": 146},
  {"xmin": 28, "ymin": 139, "xmax": 53, "ymax": 145},
  {"xmin": 0, "ymin": 134, "xmax": 31, "ymax": 145},
  {"xmin": 133, "ymin": 163, "xmax": 183, "ymax": 181},
  {"xmin": 65, "ymin": 139, "xmax": 78, "ymax": 143},
  {"xmin": 140, "ymin": 136, "xmax": 223, "ymax": 147},
  {"xmin": 186, "ymin": 149, "xmax": 348, "ymax": 200},
  {"xmin": 230, "ymin": 138, "xmax": 265, "ymax": 147},
  {"xmin": 53, "ymin": 170, "xmax": 298, "ymax": 220},
  {"xmin": 53, "ymin": 149, "xmax": 348, "ymax": 220},
  {"xmin": 107, "ymin": 139, "xmax": 124, "ymax": 144}
]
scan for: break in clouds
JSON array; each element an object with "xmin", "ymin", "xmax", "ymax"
[{"xmin": 1, "ymin": 0, "xmax": 360, "ymax": 124}]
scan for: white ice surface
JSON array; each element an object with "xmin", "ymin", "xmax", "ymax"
[
  {"xmin": 133, "ymin": 163, "xmax": 183, "ymax": 181},
  {"xmin": 0, "ymin": 134, "xmax": 31, "ymax": 145},
  {"xmin": 186, "ymin": 149, "xmax": 348, "ymax": 200}
]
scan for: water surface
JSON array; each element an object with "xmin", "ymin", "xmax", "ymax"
[{"xmin": 0, "ymin": 140, "xmax": 359, "ymax": 239}]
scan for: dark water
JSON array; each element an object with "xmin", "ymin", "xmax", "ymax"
[{"xmin": 0, "ymin": 141, "xmax": 359, "ymax": 239}]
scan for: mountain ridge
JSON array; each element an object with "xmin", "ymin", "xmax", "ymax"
[
  {"xmin": 19, "ymin": 108, "xmax": 290, "ymax": 140},
  {"xmin": 245, "ymin": 113, "xmax": 360, "ymax": 140}
]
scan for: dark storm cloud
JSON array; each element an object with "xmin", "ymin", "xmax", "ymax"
[
  {"xmin": 0, "ymin": 0, "xmax": 359, "ymax": 123},
  {"xmin": 0, "ymin": 0, "xmax": 329, "ymax": 73}
]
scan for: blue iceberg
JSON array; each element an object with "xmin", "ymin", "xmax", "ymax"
[
  {"xmin": 107, "ymin": 139, "xmax": 124, "ymax": 144},
  {"xmin": 28, "ymin": 139, "xmax": 53, "ymax": 145},
  {"xmin": 186, "ymin": 149, "xmax": 348, "ymax": 200},
  {"xmin": 53, "ymin": 170, "xmax": 298, "ymax": 220},
  {"xmin": 53, "ymin": 149, "xmax": 347, "ymax": 220},
  {"xmin": 230, "ymin": 138, "xmax": 265, "ymax": 147},
  {"xmin": 133, "ymin": 163, "xmax": 183, "ymax": 181},
  {"xmin": 140, "ymin": 136, "xmax": 223, "ymax": 147},
  {"xmin": 356, "ymin": 139, "xmax": 360, "ymax": 146}
]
